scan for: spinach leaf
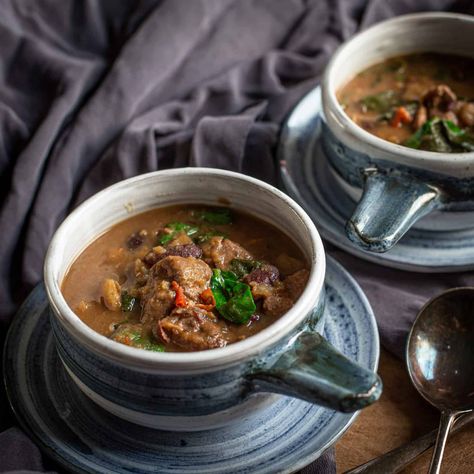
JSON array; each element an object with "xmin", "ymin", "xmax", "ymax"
[
  {"xmin": 360, "ymin": 90, "xmax": 399, "ymax": 113},
  {"xmin": 133, "ymin": 336, "xmax": 165, "ymax": 352},
  {"xmin": 121, "ymin": 292, "xmax": 138, "ymax": 312},
  {"xmin": 158, "ymin": 222, "xmax": 199, "ymax": 245},
  {"xmin": 428, "ymin": 120, "xmax": 452, "ymax": 153},
  {"xmin": 404, "ymin": 119, "xmax": 435, "ymax": 149},
  {"xmin": 217, "ymin": 283, "xmax": 256, "ymax": 324},
  {"xmin": 210, "ymin": 269, "xmax": 256, "ymax": 324},
  {"xmin": 443, "ymin": 120, "xmax": 474, "ymax": 151},
  {"xmin": 405, "ymin": 118, "xmax": 474, "ymax": 152},
  {"xmin": 230, "ymin": 259, "xmax": 262, "ymax": 279},
  {"xmin": 404, "ymin": 118, "xmax": 451, "ymax": 152},
  {"xmin": 194, "ymin": 208, "xmax": 232, "ymax": 225},
  {"xmin": 128, "ymin": 332, "xmax": 165, "ymax": 352},
  {"xmin": 210, "ymin": 269, "xmax": 231, "ymax": 308}
]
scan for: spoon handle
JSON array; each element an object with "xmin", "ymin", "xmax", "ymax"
[
  {"xmin": 428, "ymin": 411, "xmax": 456, "ymax": 474},
  {"xmin": 344, "ymin": 412, "xmax": 473, "ymax": 474}
]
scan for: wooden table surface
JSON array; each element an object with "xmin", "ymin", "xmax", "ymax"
[{"xmin": 335, "ymin": 349, "xmax": 474, "ymax": 473}]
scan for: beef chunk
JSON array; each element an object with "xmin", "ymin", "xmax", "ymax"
[
  {"xmin": 423, "ymin": 85, "xmax": 456, "ymax": 109},
  {"xmin": 263, "ymin": 292, "xmax": 294, "ymax": 318},
  {"xmin": 243, "ymin": 264, "xmax": 279, "ymax": 285},
  {"xmin": 249, "ymin": 282, "xmax": 274, "ymax": 301},
  {"xmin": 156, "ymin": 306, "xmax": 227, "ymax": 351},
  {"xmin": 422, "ymin": 85, "xmax": 459, "ymax": 123},
  {"xmin": 261, "ymin": 269, "xmax": 309, "ymax": 317},
  {"xmin": 143, "ymin": 246, "xmax": 168, "ymax": 268},
  {"xmin": 284, "ymin": 269, "xmax": 310, "ymax": 299},
  {"xmin": 141, "ymin": 279, "xmax": 175, "ymax": 324},
  {"xmin": 201, "ymin": 236, "xmax": 253, "ymax": 269},
  {"xmin": 151, "ymin": 256, "xmax": 212, "ymax": 301},
  {"xmin": 140, "ymin": 256, "xmax": 212, "ymax": 324}
]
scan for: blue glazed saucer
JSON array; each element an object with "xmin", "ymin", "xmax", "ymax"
[
  {"xmin": 279, "ymin": 87, "xmax": 474, "ymax": 273},
  {"xmin": 4, "ymin": 256, "xmax": 379, "ymax": 474}
]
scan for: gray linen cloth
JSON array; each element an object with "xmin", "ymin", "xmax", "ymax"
[{"xmin": 0, "ymin": 1, "xmax": 473, "ymax": 472}]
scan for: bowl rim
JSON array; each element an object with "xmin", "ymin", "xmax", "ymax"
[
  {"xmin": 44, "ymin": 168, "xmax": 326, "ymax": 373},
  {"xmin": 322, "ymin": 12, "xmax": 474, "ymax": 166}
]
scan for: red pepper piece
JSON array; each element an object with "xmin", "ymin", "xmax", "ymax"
[
  {"xmin": 171, "ymin": 280, "xmax": 188, "ymax": 308},
  {"xmin": 391, "ymin": 106, "xmax": 412, "ymax": 128},
  {"xmin": 200, "ymin": 288, "xmax": 215, "ymax": 306}
]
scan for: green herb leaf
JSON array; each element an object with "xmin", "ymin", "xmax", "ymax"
[
  {"xmin": 405, "ymin": 118, "xmax": 474, "ymax": 152},
  {"xmin": 217, "ymin": 283, "xmax": 256, "ymax": 324},
  {"xmin": 121, "ymin": 292, "xmax": 138, "ymax": 312},
  {"xmin": 229, "ymin": 259, "xmax": 262, "ymax": 279},
  {"xmin": 442, "ymin": 120, "xmax": 474, "ymax": 151},
  {"xmin": 194, "ymin": 208, "xmax": 232, "ymax": 225},
  {"xmin": 404, "ymin": 119, "xmax": 435, "ymax": 149},
  {"xmin": 210, "ymin": 269, "xmax": 256, "ymax": 324},
  {"xmin": 428, "ymin": 120, "xmax": 452, "ymax": 152},
  {"xmin": 360, "ymin": 90, "xmax": 400, "ymax": 113},
  {"xmin": 158, "ymin": 222, "xmax": 199, "ymax": 245},
  {"xmin": 134, "ymin": 337, "xmax": 165, "ymax": 352},
  {"xmin": 210, "ymin": 269, "xmax": 230, "ymax": 308}
]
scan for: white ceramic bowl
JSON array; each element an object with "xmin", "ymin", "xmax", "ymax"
[
  {"xmin": 321, "ymin": 13, "xmax": 474, "ymax": 251},
  {"xmin": 43, "ymin": 168, "xmax": 381, "ymax": 430}
]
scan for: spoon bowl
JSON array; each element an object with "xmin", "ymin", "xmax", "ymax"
[{"xmin": 407, "ymin": 287, "xmax": 474, "ymax": 473}]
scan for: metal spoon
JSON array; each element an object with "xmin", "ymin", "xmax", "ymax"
[{"xmin": 406, "ymin": 287, "xmax": 474, "ymax": 474}]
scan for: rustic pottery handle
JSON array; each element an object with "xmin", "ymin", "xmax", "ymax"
[
  {"xmin": 248, "ymin": 331, "xmax": 382, "ymax": 412},
  {"xmin": 345, "ymin": 168, "xmax": 444, "ymax": 253}
]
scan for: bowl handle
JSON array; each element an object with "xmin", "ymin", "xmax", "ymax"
[
  {"xmin": 247, "ymin": 331, "xmax": 382, "ymax": 413},
  {"xmin": 345, "ymin": 168, "xmax": 444, "ymax": 253}
]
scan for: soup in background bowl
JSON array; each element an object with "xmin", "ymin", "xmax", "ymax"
[
  {"xmin": 338, "ymin": 53, "xmax": 474, "ymax": 152},
  {"xmin": 321, "ymin": 13, "xmax": 474, "ymax": 253},
  {"xmin": 44, "ymin": 168, "xmax": 381, "ymax": 430}
]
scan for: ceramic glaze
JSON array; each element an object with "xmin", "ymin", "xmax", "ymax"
[
  {"xmin": 44, "ymin": 168, "xmax": 381, "ymax": 430},
  {"xmin": 50, "ymin": 299, "xmax": 324, "ymax": 429},
  {"xmin": 321, "ymin": 13, "xmax": 474, "ymax": 252},
  {"xmin": 4, "ymin": 256, "xmax": 380, "ymax": 473},
  {"xmin": 328, "ymin": 165, "xmax": 474, "ymax": 232}
]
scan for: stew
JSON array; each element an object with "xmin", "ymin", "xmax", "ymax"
[
  {"xmin": 338, "ymin": 53, "xmax": 474, "ymax": 152},
  {"xmin": 62, "ymin": 206, "xmax": 309, "ymax": 352}
]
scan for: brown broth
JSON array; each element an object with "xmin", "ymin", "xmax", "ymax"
[
  {"xmin": 61, "ymin": 205, "xmax": 309, "ymax": 352},
  {"xmin": 337, "ymin": 53, "xmax": 474, "ymax": 150}
]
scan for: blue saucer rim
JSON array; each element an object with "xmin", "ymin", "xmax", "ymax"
[
  {"xmin": 3, "ymin": 255, "xmax": 379, "ymax": 474},
  {"xmin": 278, "ymin": 86, "xmax": 474, "ymax": 273}
]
